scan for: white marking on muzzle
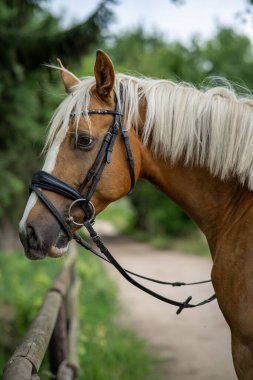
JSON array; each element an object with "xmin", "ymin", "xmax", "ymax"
[
  {"xmin": 19, "ymin": 130, "xmax": 67, "ymax": 234},
  {"xmin": 19, "ymin": 192, "xmax": 38, "ymax": 234}
]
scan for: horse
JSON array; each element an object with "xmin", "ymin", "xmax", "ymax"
[{"xmin": 19, "ymin": 50, "xmax": 253, "ymax": 379}]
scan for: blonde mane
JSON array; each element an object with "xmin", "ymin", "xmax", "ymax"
[{"xmin": 45, "ymin": 73, "xmax": 253, "ymax": 189}]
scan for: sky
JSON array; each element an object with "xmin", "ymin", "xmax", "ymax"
[{"xmin": 47, "ymin": 0, "xmax": 253, "ymax": 43}]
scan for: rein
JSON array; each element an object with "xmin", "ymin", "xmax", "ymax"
[{"xmin": 30, "ymin": 84, "xmax": 216, "ymax": 315}]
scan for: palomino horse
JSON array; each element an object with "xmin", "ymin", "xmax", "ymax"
[{"xmin": 19, "ymin": 50, "xmax": 253, "ymax": 379}]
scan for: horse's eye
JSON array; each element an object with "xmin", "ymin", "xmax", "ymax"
[{"xmin": 76, "ymin": 135, "xmax": 94, "ymax": 149}]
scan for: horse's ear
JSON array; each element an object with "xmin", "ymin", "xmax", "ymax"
[
  {"xmin": 94, "ymin": 50, "xmax": 115, "ymax": 99},
  {"xmin": 57, "ymin": 58, "xmax": 80, "ymax": 93}
]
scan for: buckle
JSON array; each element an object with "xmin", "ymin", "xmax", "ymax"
[{"xmin": 67, "ymin": 199, "xmax": 96, "ymax": 226}]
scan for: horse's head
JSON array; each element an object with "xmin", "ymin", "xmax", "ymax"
[{"xmin": 19, "ymin": 50, "xmax": 141, "ymax": 260}]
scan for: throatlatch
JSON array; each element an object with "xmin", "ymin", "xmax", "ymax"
[{"xmin": 30, "ymin": 83, "xmax": 216, "ymax": 315}]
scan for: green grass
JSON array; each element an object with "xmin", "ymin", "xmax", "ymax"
[
  {"xmin": 0, "ymin": 251, "xmax": 62, "ymax": 372},
  {"xmin": 77, "ymin": 252, "xmax": 162, "ymax": 380},
  {"xmin": 0, "ymin": 249, "xmax": 161, "ymax": 380}
]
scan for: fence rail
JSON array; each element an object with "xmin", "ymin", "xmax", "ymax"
[{"xmin": 3, "ymin": 242, "xmax": 80, "ymax": 380}]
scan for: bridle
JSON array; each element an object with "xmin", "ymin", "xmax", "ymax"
[
  {"xmin": 30, "ymin": 83, "xmax": 216, "ymax": 314},
  {"xmin": 31, "ymin": 85, "xmax": 134, "ymax": 230}
]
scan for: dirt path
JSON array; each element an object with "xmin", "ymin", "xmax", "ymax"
[{"xmin": 102, "ymin": 236, "xmax": 236, "ymax": 380}]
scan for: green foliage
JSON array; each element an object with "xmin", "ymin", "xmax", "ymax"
[
  {"xmin": 129, "ymin": 181, "xmax": 195, "ymax": 237},
  {"xmin": 0, "ymin": 0, "xmax": 114, "ymax": 222},
  {"xmin": 0, "ymin": 250, "xmax": 61, "ymax": 370},
  {"xmin": 77, "ymin": 252, "xmax": 160, "ymax": 380},
  {"xmin": 97, "ymin": 198, "xmax": 135, "ymax": 232},
  {"xmin": 107, "ymin": 26, "xmax": 253, "ymax": 84},
  {"xmin": 0, "ymin": 250, "xmax": 160, "ymax": 379}
]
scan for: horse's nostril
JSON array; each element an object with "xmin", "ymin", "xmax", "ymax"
[
  {"xmin": 27, "ymin": 224, "xmax": 39, "ymax": 249},
  {"xmin": 20, "ymin": 222, "xmax": 51, "ymax": 259}
]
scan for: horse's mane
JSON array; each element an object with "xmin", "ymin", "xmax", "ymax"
[{"xmin": 45, "ymin": 73, "xmax": 253, "ymax": 189}]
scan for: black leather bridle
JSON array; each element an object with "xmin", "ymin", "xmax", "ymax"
[{"xmin": 30, "ymin": 83, "xmax": 216, "ymax": 314}]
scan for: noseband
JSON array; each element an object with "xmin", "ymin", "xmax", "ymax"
[{"xmin": 30, "ymin": 83, "xmax": 215, "ymax": 314}]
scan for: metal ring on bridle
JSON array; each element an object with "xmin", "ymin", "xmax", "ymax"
[{"xmin": 68, "ymin": 198, "xmax": 96, "ymax": 226}]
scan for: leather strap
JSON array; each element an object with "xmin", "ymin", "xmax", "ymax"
[
  {"xmin": 32, "ymin": 171, "xmax": 82, "ymax": 200},
  {"xmin": 73, "ymin": 233, "xmax": 213, "ymax": 286},
  {"xmin": 30, "ymin": 185, "xmax": 73, "ymax": 240},
  {"xmin": 79, "ymin": 130, "xmax": 113, "ymax": 193},
  {"xmin": 78, "ymin": 83, "xmax": 135, "ymax": 197},
  {"xmin": 70, "ymin": 109, "xmax": 123, "ymax": 117},
  {"xmin": 81, "ymin": 220, "xmax": 216, "ymax": 314},
  {"xmin": 31, "ymin": 171, "xmax": 93, "ymax": 221},
  {"xmin": 121, "ymin": 128, "xmax": 135, "ymax": 193}
]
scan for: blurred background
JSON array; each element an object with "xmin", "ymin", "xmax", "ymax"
[{"xmin": 1, "ymin": 0, "xmax": 253, "ymax": 378}]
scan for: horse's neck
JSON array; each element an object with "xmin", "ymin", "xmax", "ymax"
[{"xmin": 139, "ymin": 144, "xmax": 253, "ymax": 257}]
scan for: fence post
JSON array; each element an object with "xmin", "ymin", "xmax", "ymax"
[
  {"xmin": 55, "ymin": 242, "xmax": 80, "ymax": 380},
  {"xmin": 3, "ymin": 242, "xmax": 78, "ymax": 380},
  {"xmin": 49, "ymin": 301, "xmax": 68, "ymax": 376}
]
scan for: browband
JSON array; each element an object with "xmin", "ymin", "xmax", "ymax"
[{"xmin": 70, "ymin": 109, "xmax": 123, "ymax": 118}]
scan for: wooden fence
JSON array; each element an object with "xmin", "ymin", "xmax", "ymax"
[{"xmin": 3, "ymin": 242, "xmax": 80, "ymax": 380}]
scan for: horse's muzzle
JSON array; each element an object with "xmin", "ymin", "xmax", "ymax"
[
  {"xmin": 19, "ymin": 221, "xmax": 69, "ymax": 260},
  {"xmin": 19, "ymin": 224, "xmax": 47, "ymax": 260}
]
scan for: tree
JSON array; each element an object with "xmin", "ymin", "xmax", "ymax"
[{"xmin": 0, "ymin": 0, "xmax": 115, "ymax": 224}]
